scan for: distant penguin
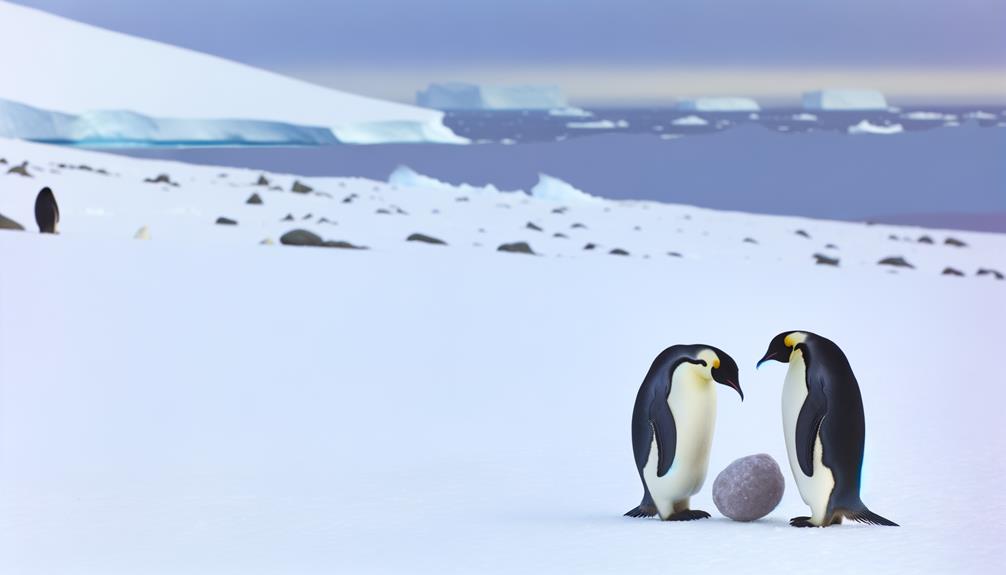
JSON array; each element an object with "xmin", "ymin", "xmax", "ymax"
[
  {"xmin": 34, "ymin": 187, "xmax": 59, "ymax": 233},
  {"xmin": 758, "ymin": 331, "xmax": 897, "ymax": 527},
  {"xmin": 626, "ymin": 344, "xmax": 742, "ymax": 520}
]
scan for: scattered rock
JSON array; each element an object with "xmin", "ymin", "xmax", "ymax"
[
  {"xmin": 280, "ymin": 229, "xmax": 323, "ymax": 246},
  {"xmin": 583, "ymin": 243, "xmax": 597, "ymax": 251},
  {"xmin": 144, "ymin": 173, "xmax": 177, "ymax": 186},
  {"xmin": 376, "ymin": 209, "xmax": 391, "ymax": 215},
  {"xmin": 246, "ymin": 193, "xmax": 263, "ymax": 205},
  {"xmin": 918, "ymin": 235, "xmax": 934, "ymax": 244},
  {"xmin": 570, "ymin": 223, "xmax": 587, "ymax": 229},
  {"xmin": 78, "ymin": 164, "xmax": 93, "ymax": 172},
  {"xmin": 407, "ymin": 233, "xmax": 447, "ymax": 245},
  {"xmin": 667, "ymin": 251, "xmax": 683, "ymax": 258},
  {"xmin": 394, "ymin": 206, "xmax": 408, "ymax": 215},
  {"xmin": 302, "ymin": 213, "xmax": 313, "ymax": 220},
  {"xmin": 712, "ymin": 454, "xmax": 785, "ymax": 522},
  {"xmin": 743, "ymin": 237, "xmax": 758, "ymax": 244},
  {"xmin": 609, "ymin": 248, "xmax": 630, "ymax": 256},
  {"xmin": 269, "ymin": 185, "xmax": 283, "ymax": 191},
  {"xmin": 553, "ymin": 232, "xmax": 568, "ymax": 238},
  {"xmin": 977, "ymin": 268, "xmax": 1004, "ymax": 280},
  {"xmin": 315, "ymin": 191, "xmax": 333, "ymax": 198},
  {"xmin": 878, "ymin": 256, "xmax": 914, "ymax": 269},
  {"xmin": 825, "ymin": 243, "xmax": 838, "ymax": 249},
  {"xmin": 255, "ymin": 175, "xmax": 270, "ymax": 186},
  {"xmin": 7, "ymin": 161, "xmax": 32, "ymax": 177},
  {"xmin": 0, "ymin": 158, "xmax": 6, "ymax": 164},
  {"xmin": 526, "ymin": 222, "xmax": 543, "ymax": 232},
  {"xmin": 455, "ymin": 196, "xmax": 469, "ymax": 202},
  {"xmin": 813, "ymin": 253, "xmax": 840, "ymax": 266},
  {"xmin": 291, "ymin": 180, "xmax": 313, "ymax": 194},
  {"xmin": 633, "ymin": 225, "xmax": 642, "ymax": 231},
  {"xmin": 0, "ymin": 213, "xmax": 25, "ymax": 230},
  {"xmin": 945, "ymin": 237, "xmax": 968, "ymax": 247},
  {"xmin": 260, "ymin": 238, "xmax": 274, "ymax": 245},
  {"xmin": 794, "ymin": 229, "xmax": 811, "ymax": 238},
  {"xmin": 888, "ymin": 234, "xmax": 899, "ymax": 241},
  {"xmin": 134, "ymin": 225, "xmax": 150, "ymax": 240},
  {"xmin": 96, "ymin": 168, "xmax": 109, "ymax": 175},
  {"xmin": 942, "ymin": 267, "xmax": 964, "ymax": 276},
  {"xmin": 216, "ymin": 217, "xmax": 238, "ymax": 225},
  {"xmin": 321, "ymin": 240, "xmax": 367, "ymax": 250},
  {"xmin": 497, "ymin": 242, "xmax": 535, "ymax": 255},
  {"xmin": 281, "ymin": 213, "xmax": 295, "ymax": 222},
  {"xmin": 552, "ymin": 206, "xmax": 568, "ymax": 214},
  {"xmin": 342, "ymin": 194, "xmax": 357, "ymax": 204},
  {"xmin": 318, "ymin": 217, "xmax": 332, "ymax": 224}
]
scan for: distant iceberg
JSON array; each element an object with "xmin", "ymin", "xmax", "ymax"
[
  {"xmin": 847, "ymin": 120, "xmax": 903, "ymax": 135},
  {"xmin": 803, "ymin": 90, "xmax": 888, "ymax": 111},
  {"xmin": 676, "ymin": 97, "xmax": 760, "ymax": 112},
  {"xmin": 548, "ymin": 107, "xmax": 593, "ymax": 118},
  {"xmin": 530, "ymin": 174, "xmax": 603, "ymax": 203},
  {"xmin": 672, "ymin": 115, "xmax": 709, "ymax": 126},
  {"xmin": 416, "ymin": 83, "xmax": 567, "ymax": 110},
  {"xmin": 388, "ymin": 166, "xmax": 522, "ymax": 197},
  {"xmin": 566, "ymin": 119, "xmax": 629, "ymax": 129}
]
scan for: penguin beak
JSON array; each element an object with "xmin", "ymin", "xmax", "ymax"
[
  {"xmin": 722, "ymin": 379, "xmax": 744, "ymax": 401},
  {"xmin": 756, "ymin": 352, "xmax": 776, "ymax": 368}
]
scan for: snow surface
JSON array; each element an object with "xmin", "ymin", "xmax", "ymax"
[
  {"xmin": 0, "ymin": 2, "xmax": 464, "ymax": 145},
  {"xmin": 676, "ymin": 98, "xmax": 761, "ymax": 112},
  {"xmin": 417, "ymin": 83, "xmax": 567, "ymax": 110},
  {"xmin": 1, "ymin": 138, "xmax": 1005, "ymax": 574},
  {"xmin": 848, "ymin": 120, "xmax": 905, "ymax": 135},
  {"xmin": 803, "ymin": 90, "xmax": 889, "ymax": 111}
]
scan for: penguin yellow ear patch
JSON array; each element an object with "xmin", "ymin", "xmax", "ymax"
[
  {"xmin": 712, "ymin": 358, "xmax": 720, "ymax": 369},
  {"xmin": 784, "ymin": 334, "xmax": 795, "ymax": 347}
]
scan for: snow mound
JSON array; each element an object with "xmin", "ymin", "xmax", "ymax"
[
  {"xmin": 548, "ymin": 107, "xmax": 593, "ymax": 118},
  {"xmin": 672, "ymin": 115, "xmax": 710, "ymax": 126},
  {"xmin": 848, "ymin": 120, "xmax": 904, "ymax": 135},
  {"xmin": 416, "ymin": 83, "xmax": 566, "ymax": 110},
  {"xmin": 388, "ymin": 165, "xmax": 519, "ymax": 196},
  {"xmin": 803, "ymin": 90, "xmax": 888, "ymax": 111},
  {"xmin": 530, "ymin": 174, "xmax": 603, "ymax": 203},
  {"xmin": 0, "ymin": 2, "xmax": 465, "ymax": 144},
  {"xmin": 676, "ymin": 97, "xmax": 760, "ymax": 112}
]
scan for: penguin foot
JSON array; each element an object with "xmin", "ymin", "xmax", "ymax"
[
  {"xmin": 665, "ymin": 509, "xmax": 711, "ymax": 521},
  {"xmin": 789, "ymin": 516, "xmax": 819, "ymax": 528}
]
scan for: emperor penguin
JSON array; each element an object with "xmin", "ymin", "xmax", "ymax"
[
  {"xmin": 625, "ymin": 344, "xmax": 742, "ymax": 520},
  {"xmin": 34, "ymin": 187, "xmax": 59, "ymax": 234},
  {"xmin": 758, "ymin": 331, "xmax": 898, "ymax": 527}
]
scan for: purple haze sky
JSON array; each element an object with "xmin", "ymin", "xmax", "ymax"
[{"xmin": 11, "ymin": 0, "xmax": 1006, "ymax": 105}]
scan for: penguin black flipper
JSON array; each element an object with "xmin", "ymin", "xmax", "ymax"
[{"xmin": 649, "ymin": 392, "xmax": 676, "ymax": 478}]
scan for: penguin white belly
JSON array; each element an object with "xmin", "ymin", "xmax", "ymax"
[
  {"xmin": 782, "ymin": 351, "xmax": 835, "ymax": 524},
  {"xmin": 642, "ymin": 366, "xmax": 717, "ymax": 519}
]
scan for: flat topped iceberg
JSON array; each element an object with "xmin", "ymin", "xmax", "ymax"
[
  {"xmin": 676, "ymin": 97, "xmax": 760, "ymax": 112},
  {"xmin": 0, "ymin": 2, "xmax": 465, "ymax": 144},
  {"xmin": 548, "ymin": 107, "xmax": 593, "ymax": 118},
  {"xmin": 847, "ymin": 120, "xmax": 903, "ymax": 135},
  {"xmin": 803, "ymin": 90, "xmax": 888, "ymax": 111},
  {"xmin": 672, "ymin": 115, "xmax": 709, "ymax": 126},
  {"xmin": 417, "ymin": 83, "xmax": 567, "ymax": 110}
]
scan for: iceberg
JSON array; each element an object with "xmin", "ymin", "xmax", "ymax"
[
  {"xmin": 530, "ymin": 174, "xmax": 603, "ymax": 203},
  {"xmin": 416, "ymin": 83, "xmax": 567, "ymax": 110},
  {"xmin": 388, "ymin": 166, "xmax": 522, "ymax": 197},
  {"xmin": 548, "ymin": 107, "xmax": 593, "ymax": 118},
  {"xmin": 847, "ymin": 120, "xmax": 904, "ymax": 135},
  {"xmin": 0, "ymin": 2, "xmax": 465, "ymax": 144},
  {"xmin": 672, "ymin": 115, "xmax": 709, "ymax": 126},
  {"xmin": 803, "ymin": 90, "xmax": 888, "ymax": 111},
  {"xmin": 566, "ymin": 119, "xmax": 629, "ymax": 129},
  {"xmin": 676, "ymin": 98, "xmax": 760, "ymax": 112}
]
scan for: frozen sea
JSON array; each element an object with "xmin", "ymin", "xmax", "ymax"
[{"xmin": 114, "ymin": 107, "xmax": 1006, "ymax": 232}]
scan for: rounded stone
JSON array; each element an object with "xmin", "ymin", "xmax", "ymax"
[{"xmin": 712, "ymin": 453, "xmax": 785, "ymax": 521}]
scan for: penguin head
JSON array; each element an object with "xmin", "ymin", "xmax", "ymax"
[
  {"xmin": 701, "ymin": 346, "xmax": 743, "ymax": 401},
  {"xmin": 757, "ymin": 331, "xmax": 808, "ymax": 367}
]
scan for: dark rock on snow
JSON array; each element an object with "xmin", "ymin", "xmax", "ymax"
[
  {"xmin": 291, "ymin": 180, "xmax": 313, "ymax": 193},
  {"xmin": 0, "ymin": 213, "xmax": 25, "ymax": 230},
  {"xmin": 609, "ymin": 248, "xmax": 630, "ymax": 256},
  {"xmin": 942, "ymin": 267, "xmax": 964, "ymax": 276},
  {"xmin": 246, "ymin": 193, "xmax": 263, "ymax": 205},
  {"xmin": 813, "ymin": 253, "xmax": 840, "ymax": 266},
  {"xmin": 977, "ymin": 268, "xmax": 1004, "ymax": 280},
  {"xmin": 215, "ymin": 217, "xmax": 238, "ymax": 225},
  {"xmin": 944, "ymin": 237, "xmax": 967, "ymax": 247},
  {"xmin": 497, "ymin": 242, "xmax": 535, "ymax": 255},
  {"xmin": 526, "ymin": 222, "xmax": 543, "ymax": 232},
  {"xmin": 878, "ymin": 256, "xmax": 914, "ymax": 269},
  {"xmin": 407, "ymin": 233, "xmax": 447, "ymax": 245}
]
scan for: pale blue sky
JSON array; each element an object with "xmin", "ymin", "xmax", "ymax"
[{"xmin": 13, "ymin": 0, "xmax": 1006, "ymax": 104}]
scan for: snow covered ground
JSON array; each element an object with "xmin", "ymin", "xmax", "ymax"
[
  {"xmin": 1, "ymin": 138, "xmax": 1005, "ymax": 574},
  {"xmin": 0, "ymin": 1, "xmax": 463, "ymax": 145}
]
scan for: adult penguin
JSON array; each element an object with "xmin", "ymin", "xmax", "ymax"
[
  {"xmin": 625, "ymin": 344, "xmax": 742, "ymax": 520},
  {"xmin": 758, "ymin": 331, "xmax": 897, "ymax": 527},
  {"xmin": 34, "ymin": 187, "xmax": 59, "ymax": 234}
]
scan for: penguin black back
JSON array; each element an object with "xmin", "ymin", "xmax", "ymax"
[{"xmin": 34, "ymin": 187, "xmax": 59, "ymax": 234}]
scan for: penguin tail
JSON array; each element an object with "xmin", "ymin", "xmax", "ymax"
[
  {"xmin": 843, "ymin": 508, "xmax": 899, "ymax": 526},
  {"xmin": 624, "ymin": 496, "xmax": 658, "ymax": 518}
]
